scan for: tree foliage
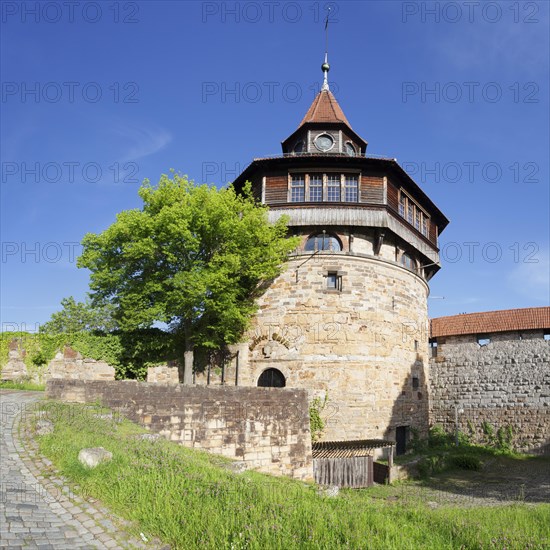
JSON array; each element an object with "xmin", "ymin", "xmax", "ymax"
[
  {"xmin": 41, "ymin": 296, "xmax": 118, "ymax": 334},
  {"xmin": 77, "ymin": 173, "xmax": 298, "ymax": 376}
]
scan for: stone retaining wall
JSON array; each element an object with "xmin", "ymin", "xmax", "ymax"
[
  {"xmin": 429, "ymin": 330, "xmax": 550, "ymax": 454},
  {"xmin": 46, "ymin": 380, "xmax": 313, "ymax": 480}
]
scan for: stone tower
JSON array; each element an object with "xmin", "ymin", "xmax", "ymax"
[{"xmin": 230, "ymin": 58, "xmax": 449, "ymax": 450}]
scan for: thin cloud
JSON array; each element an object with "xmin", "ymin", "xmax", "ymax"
[{"xmin": 110, "ymin": 123, "xmax": 172, "ymax": 163}]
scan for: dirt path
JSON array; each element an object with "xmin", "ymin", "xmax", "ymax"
[{"xmin": 375, "ymin": 455, "xmax": 550, "ymax": 508}]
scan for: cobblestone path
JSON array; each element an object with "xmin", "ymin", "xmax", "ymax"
[{"xmin": 1, "ymin": 390, "xmax": 157, "ymax": 549}]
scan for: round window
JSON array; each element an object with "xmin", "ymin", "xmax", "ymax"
[{"xmin": 315, "ymin": 134, "xmax": 334, "ymax": 152}]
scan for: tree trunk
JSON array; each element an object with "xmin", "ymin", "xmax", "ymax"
[
  {"xmin": 183, "ymin": 349, "xmax": 194, "ymax": 385},
  {"xmin": 183, "ymin": 322, "xmax": 194, "ymax": 385}
]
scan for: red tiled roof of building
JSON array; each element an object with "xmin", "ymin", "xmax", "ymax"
[
  {"xmin": 430, "ymin": 307, "xmax": 550, "ymax": 338},
  {"xmin": 299, "ymin": 90, "xmax": 351, "ymax": 127}
]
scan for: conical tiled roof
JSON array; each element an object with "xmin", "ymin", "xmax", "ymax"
[{"xmin": 299, "ymin": 90, "xmax": 351, "ymax": 127}]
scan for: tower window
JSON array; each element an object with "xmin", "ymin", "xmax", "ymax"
[
  {"xmin": 345, "ymin": 142, "xmax": 356, "ymax": 156},
  {"xmin": 309, "ymin": 175, "xmax": 323, "ymax": 202},
  {"xmin": 257, "ymin": 368, "xmax": 286, "ymax": 388},
  {"xmin": 398, "ymin": 190, "xmax": 430, "ymax": 238},
  {"xmin": 344, "ymin": 175, "xmax": 359, "ymax": 202},
  {"xmin": 401, "ymin": 253, "xmax": 414, "ymax": 270},
  {"xmin": 327, "ymin": 174, "xmax": 341, "ymax": 202},
  {"xmin": 326, "ymin": 271, "xmax": 342, "ymax": 290},
  {"xmin": 304, "ymin": 233, "xmax": 342, "ymax": 252},
  {"xmin": 290, "ymin": 175, "xmax": 305, "ymax": 202},
  {"xmin": 412, "ymin": 375, "xmax": 419, "ymax": 390},
  {"xmin": 314, "ymin": 133, "xmax": 334, "ymax": 152},
  {"xmin": 293, "ymin": 140, "xmax": 304, "ymax": 154},
  {"xmin": 399, "ymin": 194, "xmax": 406, "ymax": 217}
]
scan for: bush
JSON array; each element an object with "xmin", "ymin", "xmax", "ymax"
[
  {"xmin": 417, "ymin": 453, "xmax": 446, "ymax": 478},
  {"xmin": 428, "ymin": 425, "xmax": 452, "ymax": 449},
  {"xmin": 448, "ymin": 454, "xmax": 482, "ymax": 471}
]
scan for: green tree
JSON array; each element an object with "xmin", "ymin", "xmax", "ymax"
[
  {"xmin": 41, "ymin": 296, "xmax": 118, "ymax": 334},
  {"xmin": 78, "ymin": 173, "xmax": 298, "ymax": 383}
]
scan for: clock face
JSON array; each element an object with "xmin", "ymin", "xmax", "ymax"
[
  {"xmin": 315, "ymin": 133, "xmax": 334, "ymax": 152},
  {"xmin": 346, "ymin": 142, "xmax": 356, "ymax": 156}
]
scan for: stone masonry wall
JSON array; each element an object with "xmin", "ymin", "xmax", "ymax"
[
  {"xmin": 429, "ymin": 330, "xmax": 550, "ymax": 454},
  {"xmin": 46, "ymin": 380, "xmax": 313, "ymax": 480},
  {"xmin": 231, "ymin": 252, "xmax": 430, "ymax": 444},
  {"xmin": 1, "ymin": 340, "xmax": 28, "ymax": 381},
  {"xmin": 44, "ymin": 347, "xmax": 115, "ymax": 382},
  {"xmin": 146, "ymin": 364, "xmax": 180, "ymax": 384}
]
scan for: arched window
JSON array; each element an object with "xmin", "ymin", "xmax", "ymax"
[
  {"xmin": 304, "ymin": 233, "xmax": 342, "ymax": 252},
  {"xmin": 257, "ymin": 368, "xmax": 286, "ymax": 388},
  {"xmin": 345, "ymin": 142, "xmax": 356, "ymax": 156},
  {"xmin": 293, "ymin": 140, "xmax": 304, "ymax": 154}
]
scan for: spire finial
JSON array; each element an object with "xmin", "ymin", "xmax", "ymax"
[{"xmin": 321, "ymin": 7, "xmax": 331, "ymax": 91}]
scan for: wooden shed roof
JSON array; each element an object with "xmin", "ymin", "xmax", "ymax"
[{"xmin": 312, "ymin": 439, "xmax": 394, "ymax": 459}]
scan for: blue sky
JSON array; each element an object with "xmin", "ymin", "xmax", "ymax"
[{"xmin": 1, "ymin": 0, "xmax": 549, "ymax": 331}]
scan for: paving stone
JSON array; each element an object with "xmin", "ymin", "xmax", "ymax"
[{"xmin": 0, "ymin": 390, "xmax": 162, "ymax": 549}]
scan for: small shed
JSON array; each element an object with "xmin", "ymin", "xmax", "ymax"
[{"xmin": 312, "ymin": 439, "xmax": 395, "ymax": 488}]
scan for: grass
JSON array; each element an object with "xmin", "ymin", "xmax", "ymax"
[
  {"xmin": 0, "ymin": 380, "xmax": 45, "ymax": 391},
  {"xmin": 34, "ymin": 401, "xmax": 549, "ymax": 550}
]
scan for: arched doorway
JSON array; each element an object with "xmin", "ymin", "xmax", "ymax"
[{"xmin": 257, "ymin": 368, "xmax": 286, "ymax": 388}]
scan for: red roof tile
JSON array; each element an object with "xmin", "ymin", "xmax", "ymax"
[
  {"xmin": 299, "ymin": 90, "xmax": 351, "ymax": 127},
  {"xmin": 430, "ymin": 307, "xmax": 550, "ymax": 338}
]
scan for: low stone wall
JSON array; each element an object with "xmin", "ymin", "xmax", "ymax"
[
  {"xmin": 44, "ymin": 347, "xmax": 115, "ymax": 382},
  {"xmin": 429, "ymin": 330, "xmax": 550, "ymax": 454},
  {"xmin": 46, "ymin": 380, "xmax": 313, "ymax": 480}
]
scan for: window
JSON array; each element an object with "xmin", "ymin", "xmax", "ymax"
[
  {"xmin": 326, "ymin": 271, "xmax": 342, "ymax": 291},
  {"xmin": 287, "ymin": 173, "xmax": 360, "ymax": 204},
  {"xmin": 345, "ymin": 175, "xmax": 359, "ymax": 202},
  {"xmin": 257, "ymin": 368, "xmax": 286, "ymax": 388},
  {"xmin": 429, "ymin": 340, "xmax": 438, "ymax": 357},
  {"xmin": 290, "ymin": 175, "xmax": 305, "ymax": 202},
  {"xmin": 401, "ymin": 253, "xmax": 414, "ymax": 270},
  {"xmin": 544, "ymin": 333, "xmax": 550, "ymax": 341},
  {"xmin": 477, "ymin": 336, "xmax": 491, "ymax": 346},
  {"xmin": 327, "ymin": 174, "xmax": 341, "ymax": 201},
  {"xmin": 309, "ymin": 175, "xmax": 323, "ymax": 202},
  {"xmin": 399, "ymin": 191, "xmax": 430, "ymax": 238},
  {"xmin": 412, "ymin": 375, "xmax": 419, "ymax": 390},
  {"xmin": 422, "ymin": 217, "xmax": 429, "ymax": 238},
  {"xmin": 399, "ymin": 194, "xmax": 406, "ymax": 217},
  {"xmin": 345, "ymin": 142, "xmax": 356, "ymax": 156},
  {"xmin": 304, "ymin": 233, "xmax": 342, "ymax": 252},
  {"xmin": 293, "ymin": 140, "xmax": 304, "ymax": 154},
  {"xmin": 315, "ymin": 133, "xmax": 334, "ymax": 152}
]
